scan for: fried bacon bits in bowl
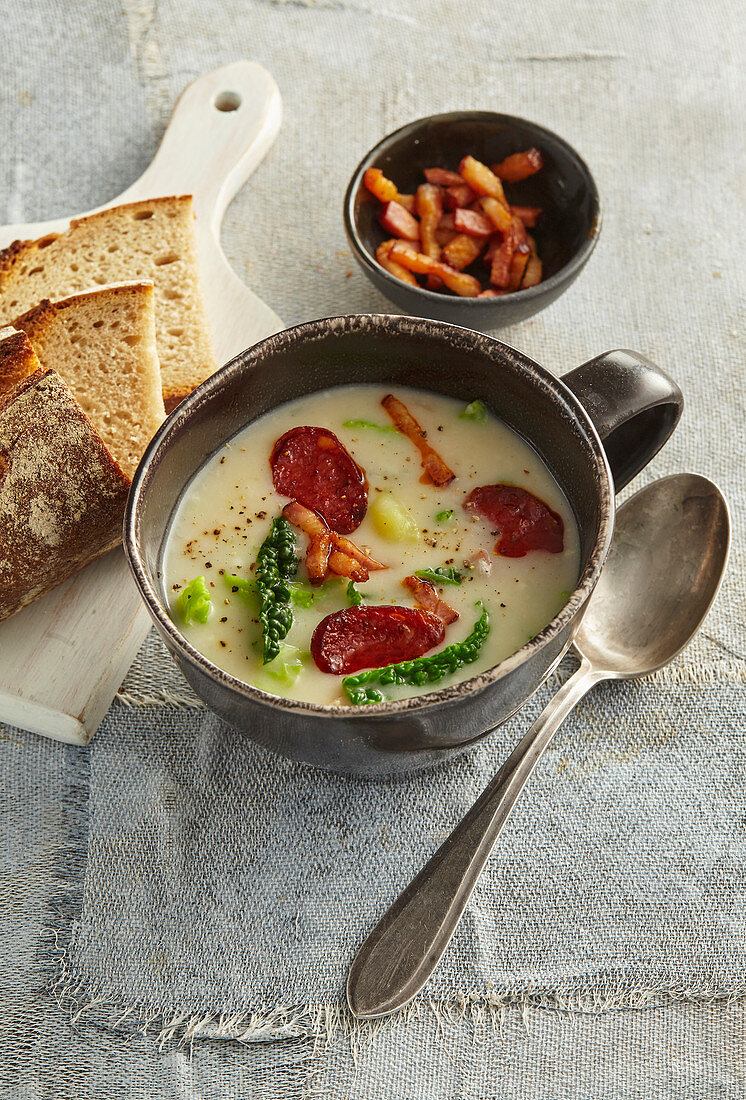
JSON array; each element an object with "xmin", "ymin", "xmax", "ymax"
[
  {"xmin": 366, "ymin": 154, "xmax": 545, "ymax": 298},
  {"xmin": 344, "ymin": 111, "xmax": 600, "ymax": 329}
]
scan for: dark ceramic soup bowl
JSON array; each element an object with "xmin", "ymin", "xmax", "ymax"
[{"xmin": 124, "ymin": 315, "xmax": 682, "ymax": 777}]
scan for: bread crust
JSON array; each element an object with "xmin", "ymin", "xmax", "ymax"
[
  {"xmin": 0, "ymin": 237, "xmax": 36, "ymax": 280},
  {"xmin": 68, "ymin": 194, "xmax": 193, "ymax": 232},
  {"xmin": 14, "ymin": 280, "xmax": 155, "ymax": 335},
  {"xmin": 0, "ymin": 363, "xmax": 131, "ymax": 622},
  {"xmin": 0, "ymin": 196, "xmax": 193, "ymax": 287},
  {"xmin": 0, "ymin": 326, "xmax": 40, "ymax": 396},
  {"xmin": 0, "ymin": 195, "xmax": 192, "ymax": 283}
]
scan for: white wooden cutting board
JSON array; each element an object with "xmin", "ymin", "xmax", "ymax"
[{"xmin": 0, "ymin": 62, "xmax": 284, "ymax": 744}]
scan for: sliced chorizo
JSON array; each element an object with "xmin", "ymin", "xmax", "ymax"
[
  {"xmin": 271, "ymin": 426, "xmax": 367, "ymax": 534},
  {"xmin": 464, "ymin": 484, "xmax": 564, "ymax": 557},
  {"xmin": 311, "ymin": 605, "xmax": 445, "ymax": 675}
]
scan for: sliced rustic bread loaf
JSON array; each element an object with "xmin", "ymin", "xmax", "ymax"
[
  {"xmin": 15, "ymin": 283, "xmax": 165, "ymax": 480},
  {"xmin": 0, "ymin": 335, "xmax": 131, "ymax": 622},
  {"xmin": 0, "ymin": 195, "xmax": 215, "ymax": 411}
]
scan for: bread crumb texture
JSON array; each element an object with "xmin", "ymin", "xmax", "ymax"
[
  {"xmin": 0, "ymin": 196, "xmax": 215, "ymax": 411},
  {"xmin": 0, "ymin": 365, "xmax": 130, "ymax": 622},
  {"xmin": 16, "ymin": 283, "xmax": 166, "ymax": 479}
]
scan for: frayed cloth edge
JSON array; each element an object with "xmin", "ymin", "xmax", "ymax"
[{"xmin": 45, "ymin": 943, "xmax": 746, "ymax": 1050}]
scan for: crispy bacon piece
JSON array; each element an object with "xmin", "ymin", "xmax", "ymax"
[
  {"xmin": 434, "ymin": 228, "xmax": 458, "ymax": 248},
  {"xmin": 402, "ymin": 574, "xmax": 459, "ymax": 625},
  {"xmin": 389, "ymin": 242, "xmax": 481, "ymax": 297},
  {"xmin": 491, "ymin": 148, "xmax": 544, "ymax": 182},
  {"xmin": 481, "ymin": 195, "xmax": 512, "ymax": 233},
  {"xmin": 523, "ymin": 253, "xmax": 543, "ymax": 288},
  {"xmin": 282, "ymin": 501, "xmax": 332, "ymax": 584},
  {"xmin": 509, "ymin": 205, "xmax": 542, "ymax": 227},
  {"xmin": 522, "ymin": 233, "xmax": 543, "ymax": 288},
  {"xmin": 507, "ymin": 244, "xmax": 531, "ymax": 291},
  {"xmin": 328, "ymin": 550, "xmax": 368, "ymax": 584},
  {"xmin": 424, "ymin": 167, "xmax": 464, "ymax": 186},
  {"xmin": 439, "ymin": 233, "xmax": 485, "ymax": 272},
  {"xmin": 416, "ymin": 183, "xmax": 444, "ymax": 260},
  {"xmin": 378, "ymin": 200, "xmax": 420, "ymax": 241},
  {"xmin": 490, "ymin": 217, "xmax": 528, "ymax": 289},
  {"xmin": 333, "ymin": 533, "xmax": 386, "ymax": 573},
  {"xmin": 376, "ymin": 239, "xmax": 418, "ymax": 286},
  {"xmin": 327, "ymin": 533, "xmax": 386, "ymax": 582},
  {"xmin": 381, "ymin": 393, "xmax": 456, "ymax": 487},
  {"xmin": 489, "ymin": 244, "xmax": 512, "ymax": 289},
  {"xmin": 362, "ymin": 169, "xmax": 415, "ymax": 214},
  {"xmin": 453, "ymin": 207, "xmax": 493, "ymax": 238},
  {"xmin": 444, "ymin": 183, "xmax": 477, "ymax": 210},
  {"xmin": 363, "ymin": 167, "xmax": 399, "ymax": 204},
  {"xmin": 458, "ymin": 156, "xmax": 508, "ymax": 205},
  {"xmin": 282, "ymin": 502, "xmax": 385, "ymax": 584},
  {"xmin": 306, "ymin": 534, "xmax": 332, "ymax": 582}
]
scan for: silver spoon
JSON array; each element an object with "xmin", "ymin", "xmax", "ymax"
[{"xmin": 347, "ymin": 473, "xmax": 730, "ymax": 1019}]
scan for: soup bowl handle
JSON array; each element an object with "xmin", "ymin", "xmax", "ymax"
[{"xmin": 561, "ymin": 350, "xmax": 683, "ymax": 492}]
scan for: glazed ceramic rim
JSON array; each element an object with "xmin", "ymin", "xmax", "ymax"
[
  {"xmin": 124, "ymin": 314, "xmax": 614, "ymax": 719},
  {"xmin": 343, "ymin": 110, "xmax": 602, "ymax": 309}
]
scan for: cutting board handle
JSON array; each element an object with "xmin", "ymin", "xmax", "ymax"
[{"xmin": 117, "ymin": 61, "xmax": 282, "ymax": 233}]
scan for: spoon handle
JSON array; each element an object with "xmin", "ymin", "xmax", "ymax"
[{"xmin": 347, "ymin": 659, "xmax": 603, "ymax": 1019}]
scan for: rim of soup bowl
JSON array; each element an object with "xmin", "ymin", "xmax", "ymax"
[{"xmin": 124, "ymin": 314, "xmax": 614, "ymax": 719}]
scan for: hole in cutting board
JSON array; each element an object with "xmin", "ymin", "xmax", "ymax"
[{"xmin": 214, "ymin": 90, "xmax": 241, "ymax": 112}]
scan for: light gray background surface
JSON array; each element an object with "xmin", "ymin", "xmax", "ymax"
[{"xmin": 1, "ymin": 1, "xmax": 745, "ymax": 1096}]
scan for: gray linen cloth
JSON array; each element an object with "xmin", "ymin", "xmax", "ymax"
[
  {"xmin": 2, "ymin": 0, "xmax": 745, "ymax": 1094},
  {"xmin": 53, "ymin": 672, "xmax": 746, "ymax": 1042}
]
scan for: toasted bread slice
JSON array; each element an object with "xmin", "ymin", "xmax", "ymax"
[
  {"xmin": 0, "ymin": 196, "xmax": 215, "ymax": 411},
  {"xmin": 15, "ymin": 283, "xmax": 165, "ymax": 480},
  {"xmin": 0, "ymin": 345, "xmax": 131, "ymax": 623}
]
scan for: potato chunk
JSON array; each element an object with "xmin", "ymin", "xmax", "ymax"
[{"xmin": 369, "ymin": 492, "xmax": 420, "ymax": 542}]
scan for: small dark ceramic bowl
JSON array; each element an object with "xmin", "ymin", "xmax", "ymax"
[
  {"xmin": 124, "ymin": 315, "xmax": 682, "ymax": 778},
  {"xmin": 344, "ymin": 111, "xmax": 601, "ymax": 328}
]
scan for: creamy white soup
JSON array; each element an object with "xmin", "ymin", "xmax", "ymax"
[{"xmin": 163, "ymin": 384, "xmax": 580, "ymax": 706}]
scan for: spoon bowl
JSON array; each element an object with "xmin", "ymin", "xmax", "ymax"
[
  {"xmin": 576, "ymin": 473, "xmax": 731, "ymax": 677},
  {"xmin": 347, "ymin": 473, "xmax": 730, "ymax": 1019}
]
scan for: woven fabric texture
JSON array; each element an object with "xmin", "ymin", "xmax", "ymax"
[
  {"xmin": 62, "ymin": 680, "xmax": 746, "ymax": 1030},
  {"xmin": 0, "ymin": 0, "xmax": 744, "ymax": 1094}
]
